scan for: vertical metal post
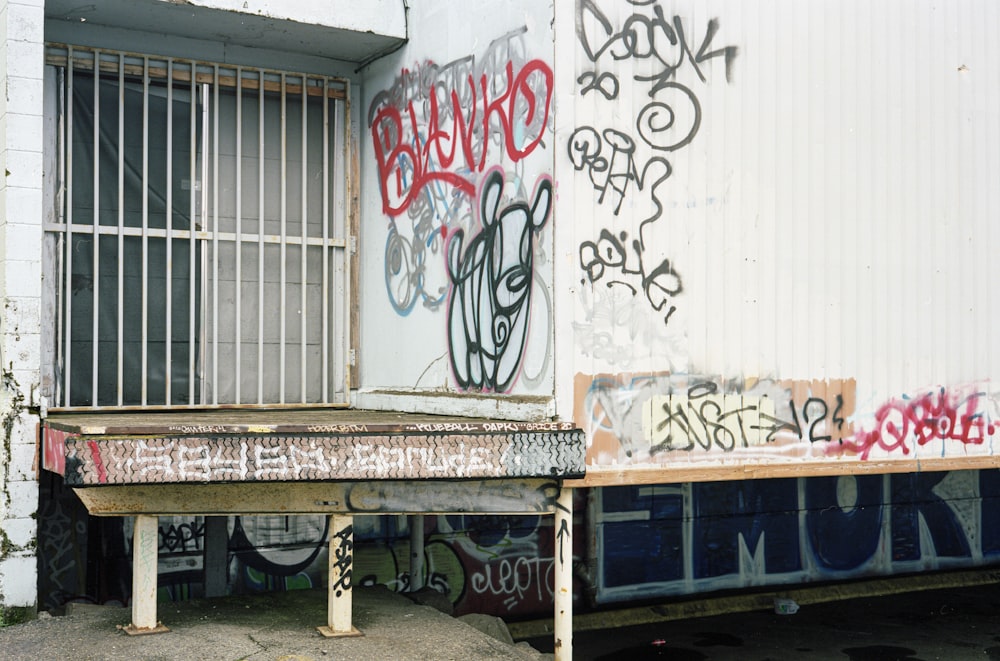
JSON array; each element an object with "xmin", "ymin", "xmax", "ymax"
[
  {"xmin": 318, "ymin": 514, "xmax": 362, "ymax": 638},
  {"xmin": 257, "ymin": 69, "xmax": 265, "ymax": 405},
  {"xmin": 91, "ymin": 49, "xmax": 101, "ymax": 405},
  {"xmin": 116, "ymin": 54, "xmax": 125, "ymax": 406},
  {"xmin": 340, "ymin": 90, "xmax": 352, "ymax": 405},
  {"xmin": 198, "ymin": 83, "xmax": 210, "ymax": 404},
  {"xmin": 125, "ymin": 515, "xmax": 168, "ymax": 635},
  {"xmin": 63, "ymin": 49, "xmax": 74, "ymax": 407},
  {"xmin": 140, "ymin": 56, "xmax": 150, "ymax": 406},
  {"xmin": 188, "ymin": 61, "xmax": 198, "ymax": 407},
  {"xmin": 211, "ymin": 65, "xmax": 220, "ymax": 405},
  {"xmin": 554, "ymin": 487, "xmax": 573, "ymax": 661},
  {"xmin": 203, "ymin": 516, "xmax": 229, "ymax": 598},
  {"xmin": 409, "ymin": 515, "xmax": 425, "ymax": 592},
  {"xmin": 321, "ymin": 82, "xmax": 330, "ymax": 403},
  {"xmin": 165, "ymin": 58, "xmax": 174, "ymax": 405},
  {"xmin": 300, "ymin": 80, "xmax": 308, "ymax": 403},
  {"xmin": 235, "ymin": 68, "xmax": 243, "ymax": 404},
  {"xmin": 279, "ymin": 73, "xmax": 288, "ymax": 404}
]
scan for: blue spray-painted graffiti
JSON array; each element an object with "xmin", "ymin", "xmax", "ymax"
[
  {"xmin": 598, "ymin": 470, "xmax": 1000, "ymax": 603},
  {"xmin": 694, "ymin": 478, "xmax": 801, "ymax": 578},
  {"xmin": 804, "ymin": 475, "xmax": 883, "ymax": 571},
  {"xmin": 891, "ymin": 472, "xmax": 972, "ymax": 561},
  {"xmin": 38, "ymin": 470, "xmax": 1000, "ymax": 616}
]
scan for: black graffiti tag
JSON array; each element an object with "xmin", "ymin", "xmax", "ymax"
[
  {"xmin": 579, "ymin": 228, "xmax": 681, "ymax": 325},
  {"xmin": 332, "ymin": 523, "xmax": 354, "ymax": 598},
  {"xmin": 571, "ymin": 1, "xmax": 737, "ymax": 329},
  {"xmin": 447, "ymin": 170, "xmax": 552, "ymax": 392},
  {"xmin": 576, "ymin": 0, "xmax": 738, "ymax": 97}
]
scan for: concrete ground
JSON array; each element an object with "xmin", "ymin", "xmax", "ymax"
[
  {"xmin": 2, "ymin": 573, "xmax": 1000, "ymax": 660},
  {"xmin": 0, "ymin": 586, "xmax": 548, "ymax": 661}
]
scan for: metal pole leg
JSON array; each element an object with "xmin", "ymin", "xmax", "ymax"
[
  {"xmin": 203, "ymin": 516, "xmax": 228, "ymax": 598},
  {"xmin": 125, "ymin": 515, "xmax": 169, "ymax": 635},
  {"xmin": 409, "ymin": 514, "xmax": 425, "ymax": 592},
  {"xmin": 318, "ymin": 514, "xmax": 363, "ymax": 638},
  {"xmin": 554, "ymin": 487, "xmax": 573, "ymax": 661}
]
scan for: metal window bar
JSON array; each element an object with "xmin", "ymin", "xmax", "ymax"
[
  {"xmin": 188, "ymin": 61, "xmax": 198, "ymax": 407},
  {"xmin": 44, "ymin": 44, "xmax": 351, "ymax": 410},
  {"xmin": 301, "ymin": 79, "xmax": 308, "ymax": 404},
  {"xmin": 322, "ymin": 78, "xmax": 330, "ymax": 403},
  {"xmin": 116, "ymin": 54, "xmax": 125, "ymax": 406},
  {"xmin": 257, "ymin": 68, "xmax": 265, "ymax": 405},
  {"xmin": 54, "ymin": 66, "xmax": 66, "ymax": 407},
  {"xmin": 212, "ymin": 67, "xmax": 220, "ymax": 406},
  {"xmin": 91, "ymin": 48, "xmax": 100, "ymax": 404},
  {"xmin": 141, "ymin": 55, "xmax": 150, "ymax": 406},
  {"xmin": 200, "ymin": 81, "xmax": 210, "ymax": 405},
  {"xmin": 165, "ymin": 57, "xmax": 174, "ymax": 406},
  {"xmin": 235, "ymin": 67, "xmax": 243, "ymax": 404},
  {"xmin": 279, "ymin": 72, "xmax": 287, "ymax": 404},
  {"xmin": 62, "ymin": 47, "xmax": 74, "ymax": 407}
]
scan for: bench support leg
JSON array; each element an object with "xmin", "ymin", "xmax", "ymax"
[
  {"xmin": 124, "ymin": 515, "xmax": 169, "ymax": 635},
  {"xmin": 554, "ymin": 487, "xmax": 573, "ymax": 661},
  {"xmin": 318, "ymin": 514, "xmax": 363, "ymax": 638},
  {"xmin": 203, "ymin": 516, "xmax": 229, "ymax": 598},
  {"xmin": 409, "ymin": 515, "xmax": 425, "ymax": 591}
]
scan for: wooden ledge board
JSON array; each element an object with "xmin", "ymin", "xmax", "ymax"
[
  {"xmin": 566, "ymin": 455, "xmax": 1000, "ymax": 488},
  {"xmin": 44, "ymin": 409, "xmax": 575, "ymax": 436}
]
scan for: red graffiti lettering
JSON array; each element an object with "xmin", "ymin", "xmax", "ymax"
[{"xmin": 370, "ymin": 59, "xmax": 553, "ymax": 217}]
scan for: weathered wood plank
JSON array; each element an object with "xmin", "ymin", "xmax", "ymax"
[
  {"xmin": 565, "ymin": 456, "xmax": 1000, "ymax": 488},
  {"xmin": 45, "ymin": 410, "xmax": 576, "ymax": 436},
  {"xmin": 73, "ymin": 479, "xmax": 562, "ymax": 516}
]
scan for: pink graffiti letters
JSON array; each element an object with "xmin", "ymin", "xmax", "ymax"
[{"xmin": 839, "ymin": 387, "xmax": 996, "ymax": 460}]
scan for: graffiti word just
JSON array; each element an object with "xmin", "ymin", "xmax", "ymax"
[{"xmin": 644, "ymin": 390, "xmax": 779, "ymax": 453}]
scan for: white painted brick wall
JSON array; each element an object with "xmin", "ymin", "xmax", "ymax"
[
  {"xmin": 0, "ymin": 556, "xmax": 35, "ymax": 607},
  {"xmin": 5, "ymin": 480, "xmax": 35, "ymax": 520},
  {"xmin": 0, "ymin": 0, "xmax": 44, "ymax": 610},
  {"xmin": 3, "ymin": 515, "xmax": 34, "ymax": 548},
  {"xmin": 3, "ymin": 2, "xmax": 41, "ymax": 43},
  {"xmin": 6, "ymin": 442, "xmax": 35, "ymax": 482},
  {"xmin": 2, "ymin": 151, "xmax": 43, "ymax": 193}
]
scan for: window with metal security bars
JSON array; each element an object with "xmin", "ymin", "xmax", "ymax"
[{"xmin": 43, "ymin": 46, "xmax": 352, "ymax": 409}]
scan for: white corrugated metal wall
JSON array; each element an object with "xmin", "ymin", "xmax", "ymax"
[
  {"xmin": 560, "ymin": 0, "xmax": 1000, "ymax": 470},
  {"xmin": 357, "ymin": 1, "xmax": 557, "ymax": 420}
]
